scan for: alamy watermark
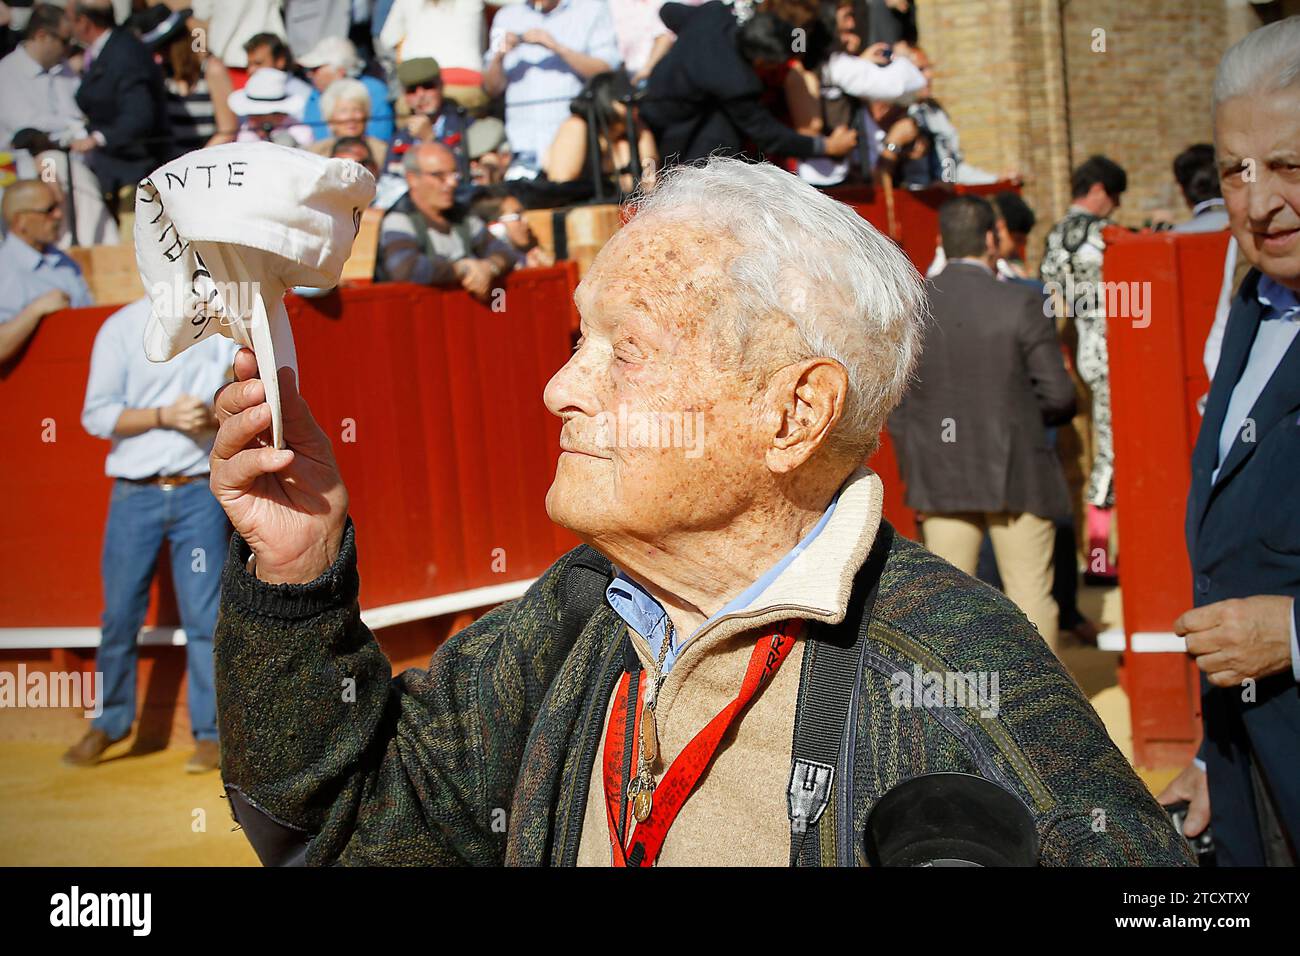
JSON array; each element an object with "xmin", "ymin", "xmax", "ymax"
[
  {"xmin": 594, "ymin": 403, "xmax": 705, "ymax": 459},
  {"xmin": 0, "ymin": 666, "xmax": 103, "ymax": 718},
  {"xmin": 149, "ymin": 275, "xmax": 264, "ymax": 341},
  {"xmin": 1043, "ymin": 274, "xmax": 1152, "ymax": 328},
  {"xmin": 890, "ymin": 664, "xmax": 1000, "ymax": 719}
]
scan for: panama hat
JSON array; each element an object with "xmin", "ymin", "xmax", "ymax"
[{"xmin": 228, "ymin": 68, "xmax": 308, "ymax": 120}]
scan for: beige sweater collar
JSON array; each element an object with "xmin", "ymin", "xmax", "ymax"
[{"xmin": 625, "ymin": 466, "xmax": 885, "ymax": 667}]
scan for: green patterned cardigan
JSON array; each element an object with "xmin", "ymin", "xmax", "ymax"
[{"xmin": 215, "ymin": 518, "xmax": 1195, "ymax": 867}]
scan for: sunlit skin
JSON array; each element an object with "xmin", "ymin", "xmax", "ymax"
[
  {"xmin": 498, "ymin": 195, "xmax": 533, "ymax": 250},
  {"xmin": 1216, "ymin": 86, "xmax": 1300, "ymax": 291},
  {"xmin": 308, "ymin": 63, "xmax": 346, "ymax": 93},
  {"xmin": 244, "ymin": 44, "xmax": 288, "ymax": 75},
  {"xmin": 329, "ymin": 100, "xmax": 368, "ymax": 139},
  {"xmin": 8, "ymin": 181, "xmax": 64, "ymax": 247},
  {"xmin": 404, "ymin": 82, "xmax": 443, "ymax": 117},
  {"xmin": 405, "ymin": 143, "xmax": 459, "ymax": 217},
  {"xmin": 208, "ymin": 213, "xmax": 859, "ymax": 637},
  {"xmin": 543, "ymin": 215, "xmax": 854, "ymax": 637}
]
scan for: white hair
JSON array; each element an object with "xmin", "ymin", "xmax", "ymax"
[
  {"xmin": 321, "ymin": 78, "xmax": 371, "ymax": 122},
  {"xmin": 1213, "ymin": 15, "xmax": 1300, "ymax": 108},
  {"xmin": 630, "ymin": 155, "xmax": 927, "ymax": 458}
]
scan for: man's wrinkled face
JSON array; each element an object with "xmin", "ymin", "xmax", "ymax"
[
  {"xmin": 1216, "ymin": 87, "xmax": 1300, "ymax": 289},
  {"xmin": 543, "ymin": 217, "xmax": 779, "ymax": 545},
  {"xmin": 406, "ymin": 147, "xmax": 459, "ymax": 212}
]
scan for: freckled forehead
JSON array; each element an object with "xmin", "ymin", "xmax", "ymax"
[{"xmin": 576, "ymin": 216, "xmax": 740, "ymax": 334}]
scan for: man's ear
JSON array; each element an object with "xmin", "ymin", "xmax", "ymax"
[{"xmin": 766, "ymin": 357, "xmax": 849, "ymax": 474}]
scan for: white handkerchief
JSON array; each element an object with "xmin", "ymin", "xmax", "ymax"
[{"xmin": 134, "ymin": 141, "xmax": 376, "ymax": 447}]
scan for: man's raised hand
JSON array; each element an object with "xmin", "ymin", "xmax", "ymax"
[{"xmin": 210, "ymin": 348, "xmax": 349, "ymax": 585}]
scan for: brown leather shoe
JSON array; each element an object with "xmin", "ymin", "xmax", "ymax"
[
  {"xmin": 62, "ymin": 728, "xmax": 125, "ymax": 767},
  {"xmin": 185, "ymin": 739, "xmax": 220, "ymax": 774}
]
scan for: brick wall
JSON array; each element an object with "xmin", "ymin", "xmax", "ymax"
[{"xmin": 912, "ymin": 0, "xmax": 1288, "ymax": 267}]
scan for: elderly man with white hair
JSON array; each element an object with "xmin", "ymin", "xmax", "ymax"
[
  {"xmin": 207, "ymin": 156, "xmax": 1191, "ymax": 867},
  {"xmin": 1158, "ymin": 16, "xmax": 1300, "ymax": 867}
]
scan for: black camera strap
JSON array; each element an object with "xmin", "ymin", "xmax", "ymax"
[{"xmin": 787, "ymin": 520, "xmax": 893, "ymax": 866}]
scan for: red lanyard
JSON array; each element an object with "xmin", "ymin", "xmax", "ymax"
[{"xmin": 603, "ymin": 620, "xmax": 800, "ymax": 867}]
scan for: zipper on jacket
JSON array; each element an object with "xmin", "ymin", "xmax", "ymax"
[{"xmin": 557, "ymin": 626, "xmax": 625, "ymax": 866}]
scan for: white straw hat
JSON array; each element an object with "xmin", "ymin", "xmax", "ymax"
[{"xmin": 228, "ymin": 68, "xmax": 308, "ymax": 120}]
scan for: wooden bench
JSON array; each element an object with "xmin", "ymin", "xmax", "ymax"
[
  {"xmin": 523, "ymin": 204, "xmax": 625, "ymax": 278},
  {"xmin": 65, "ymin": 206, "xmax": 384, "ymax": 308},
  {"xmin": 66, "ymin": 243, "xmax": 143, "ymax": 306}
]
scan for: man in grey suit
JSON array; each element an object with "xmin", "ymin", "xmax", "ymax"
[{"xmin": 890, "ymin": 195, "xmax": 1077, "ymax": 653}]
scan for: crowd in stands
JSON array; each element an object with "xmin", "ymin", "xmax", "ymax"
[
  {"xmin": 0, "ymin": 0, "xmax": 1005, "ymax": 301},
  {"xmin": 0, "ymin": 0, "xmax": 1241, "ymax": 638}
]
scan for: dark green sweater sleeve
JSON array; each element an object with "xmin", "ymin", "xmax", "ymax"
[{"xmin": 215, "ymin": 518, "xmax": 569, "ymax": 866}]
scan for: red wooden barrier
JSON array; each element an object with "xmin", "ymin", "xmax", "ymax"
[
  {"xmin": 1104, "ymin": 226, "xmax": 1231, "ymax": 767},
  {"xmin": 0, "ymin": 266, "xmax": 581, "ymax": 630},
  {"xmin": 828, "ymin": 180, "xmax": 1015, "ymax": 279}
]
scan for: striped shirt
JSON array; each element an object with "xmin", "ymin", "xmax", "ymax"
[
  {"xmin": 488, "ymin": 0, "xmax": 621, "ymax": 174},
  {"xmin": 165, "ymin": 75, "xmax": 217, "ymax": 151}
]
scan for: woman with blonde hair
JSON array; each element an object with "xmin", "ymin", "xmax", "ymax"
[{"xmin": 309, "ymin": 79, "xmax": 389, "ymax": 167}]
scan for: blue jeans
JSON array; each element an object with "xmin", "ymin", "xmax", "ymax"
[{"xmin": 93, "ymin": 478, "xmax": 230, "ymax": 743}]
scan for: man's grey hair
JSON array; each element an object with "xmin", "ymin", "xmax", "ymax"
[
  {"xmin": 402, "ymin": 141, "xmax": 452, "ymax": 174},
  {"xmin": 1213, "ymin": 15, "xmax": 1300, "ymax": 108},
  {"xmin": 629, "ymin": 155, "xmax": 926, "ymax": 459}
]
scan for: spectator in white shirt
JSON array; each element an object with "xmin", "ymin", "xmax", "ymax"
[
  {"xmin": 379, "ymin": 0, "xmax": 522, "ymax": 110},
  {"xmin": 242, "ymin": 31, "xmax": 317, "ymax": 105},
  {"xmin": 484, "ymin": 0, "xmax": 620, "ymax": 178},
  {"xmin": 0, "ymin": 4, "xmax": 118, "ymax": 246},
  {"xmin": 191, "ymin": 0, "xmax": 286, "ymax": 72},
  {"xmin": 607, "ymin": 0, "xmax": 673, "ymax": 86}
]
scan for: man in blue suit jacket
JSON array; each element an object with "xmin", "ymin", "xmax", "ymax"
[
  {"xmin": 1159, "ymin": 16, "xmax": 1300, "ymax": 866},
  {"xmin": 67, "ymin": 0, "xmax": 170, "ymax": 199}
]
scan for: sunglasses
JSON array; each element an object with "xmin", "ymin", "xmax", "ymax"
[
  {"xmin": 495, "ymin": 213, "xmax": 523, "ymax": 224},
  {"xmin": 405, "ymin": 81, "xmax": 441, "ymax": 93}
]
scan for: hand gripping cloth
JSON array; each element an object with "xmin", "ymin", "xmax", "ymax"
[{"xmin": 134, "ymin": 142, "xmax": 376, "ymax": 447}]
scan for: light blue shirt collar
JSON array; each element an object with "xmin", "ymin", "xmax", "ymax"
[
  {"xmin": 605, "ymin": 492, "xmax": 840, "ymax": 675},
  {"xmin": 2, "ymin": 231, "xmax": 54, "ymax": 271},
  {"xmin": 1257, "ymin": 275, "xmax": 1300, "ymax": 322}
]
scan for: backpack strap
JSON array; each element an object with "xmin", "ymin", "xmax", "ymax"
[
  {"xmin": 787, "ymin": 520, "xmax": 894, "ymax": 866},
  {"xmin": 558, "ymin": 545, "xmax": 613, "ymax": 647}
]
